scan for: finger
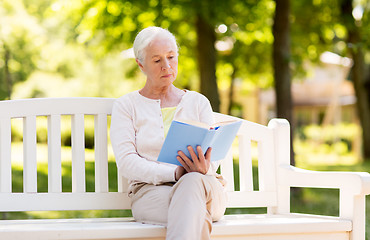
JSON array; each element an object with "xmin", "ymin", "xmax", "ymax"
[
  {"xmin": 205, "ymin": 147, "xmax": 212, "ymax": 161},
  {"xmin": 177, "ymin": 156, "xmax": 191, "ymax": 172},
  {"xmin": 177, "ymin": 151, "xmax": 189, "ymax": 165},
  {"xmin": 197, "ymin": 146, "xmax": 210, "ymax": 174},
  {"xmin": 196, "ymin": 146, "xmax": 206, "ymax": 165},
  {"xmin": 187, "ymin": 146, "xmax": 199, "ymax": 164},
  {"xmin": 187, "ymin": 146, "xmax": 202, "ymax": 171},
  {"xmin": 177, "ymin": 150, "xmax": 194, "ymax": 170},
  {"xmin": 196, "ymin": 146, "xmax": 205, "ymax": 160}
]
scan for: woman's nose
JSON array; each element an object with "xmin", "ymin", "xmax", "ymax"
[{"xmin": 161, "ymin": 59, "xmax": 170, "ymax": 70}]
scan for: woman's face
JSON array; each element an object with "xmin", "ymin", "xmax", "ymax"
[{"xmin": 138, "ymin": 37, "xmax": 178, "ymax": 88}]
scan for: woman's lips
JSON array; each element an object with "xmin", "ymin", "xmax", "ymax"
[{"xmin": 162, "ymin": 74, "xmax": 172, "ymax": 78}]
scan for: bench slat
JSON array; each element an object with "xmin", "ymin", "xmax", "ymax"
[
  {"xmin": 71, "ymin": 114, "xmax": 86, "ymax": 193},
  {"xmin": 23, "ymin": 116, "xmax": 38, "ymax": 193},
  {"xmin": 0, "ymin": 118, "xmax": 12, "ymax": 193},
  {"xmin": 0, "ymin": 192, "xmax": 130, "ymax": 211},
  {"xmin": 238, "ymin": 120, "xmax": 270, "ymax": 142},
  {"xmin": 226, "ymin": 191, "xmax": 277, "ymax": 207},
  {"xmin": 94, "ymin": 114, "xmax": 108, "ymax": 193},
  {"xmin": 0, "ymin": 98, "xmax": 115, "ymax": 118},
  {"xmin": 220, "ymin": 149, "xmax": 235, "ymax": 192},
  {"xmin": 257, "ymin": 131, "xmax": 276, "ymax": 192},
  {"xmin": 48, "ymin": 115, "xmax": 62, "ymax": 193},
  {"xmin": 238, "ymin": 135, "xmax": 254, "ymax": 191}
]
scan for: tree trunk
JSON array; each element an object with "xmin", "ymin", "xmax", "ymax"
[
  {"xmin": 340, "ymin": 0, "xmax": 370, "ymax": 160},
  {"xmin": 228, "ymin": 67, "xmax": 237, "ymax": 115},
  {"xmin": 273, "ymin": 0, "xmax": 295, "ymax": 165},
  {"xmin": 196, "ymin": 14, "xmax": 220, "ymax": 112}
]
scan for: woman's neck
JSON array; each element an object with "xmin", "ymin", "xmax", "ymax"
[
  {"xmin": 139, "ymin": 84, "xmax": 172, "ymax": 100},
  {"xmin": 139, "ymin": 84, "xmax": 185, "ymax": 108}
]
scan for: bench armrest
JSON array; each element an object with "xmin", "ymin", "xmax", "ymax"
[
  {"xmin": 277, "ymin": 165, "xmax": 369, "ymax": 240},
  {"xmin": 279, "ymin": 165, "xmax": 370, "ymax": 196},
  {"xmin": 268, "ymin": 118, "xmax": 370, "ymax": 196}
]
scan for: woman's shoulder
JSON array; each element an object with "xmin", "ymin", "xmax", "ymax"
[
  {"xmin": 116, "ymin": 90, "xmax": 139, "ymax": 101},
  {"xmin": 113, "ymin": 91, "xmax": 139, "ymax": 109}
]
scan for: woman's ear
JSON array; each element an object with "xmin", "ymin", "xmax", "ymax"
[{"xmin": 136, "ymin": 59, "xmax": 145, "ymax": 73}]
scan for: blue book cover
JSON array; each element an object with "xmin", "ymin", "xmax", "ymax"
[{"xmin": 157, "ymin": 119, "xmax": 242, "ymax": 166}]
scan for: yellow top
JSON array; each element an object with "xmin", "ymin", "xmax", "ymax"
[{"xmin": 161, "ymin": 107, "xmax": 177, "ymax": 137}]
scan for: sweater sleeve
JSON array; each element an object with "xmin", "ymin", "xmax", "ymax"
[{"xmin": 110, "ymin": 99, "xmax": 176, "ymax": 185}]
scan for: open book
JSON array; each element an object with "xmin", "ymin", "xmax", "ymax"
[{"xmin": 157, "ymin": 119, "xmax": 242, "ymax": 166}]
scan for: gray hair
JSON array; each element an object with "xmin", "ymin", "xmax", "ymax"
[{"xmin": 133, "ymin": 26, "xmax": 178, "ymax": 64}]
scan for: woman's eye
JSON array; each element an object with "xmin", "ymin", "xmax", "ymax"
[{"xmin": 154, "ymin": 59, "xmax": 160, "ymax": 63}]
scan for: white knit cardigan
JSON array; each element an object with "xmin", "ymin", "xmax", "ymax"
[{"xmin": 110, "ymin": 90, "xmax": 219, "ymax": 189}]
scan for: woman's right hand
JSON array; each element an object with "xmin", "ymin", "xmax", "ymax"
[{"xmin": 176, "ymin": 146, "xmax": 211, "ymax": 177}]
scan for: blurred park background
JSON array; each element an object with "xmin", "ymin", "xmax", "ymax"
[{"xmin": 1, "ymin": 0, "xmax": 370, "ymax": 235}]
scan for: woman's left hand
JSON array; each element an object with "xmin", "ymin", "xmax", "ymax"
[{"xmin": 177, "ymin": 146, "xmax": 211, "ymax": 175}]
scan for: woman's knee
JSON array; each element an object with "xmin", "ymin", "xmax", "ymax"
[
  {"xmin": 172, "ymin": 172, "xmax": 215, "ymax": 198},
  {"xmin": 181, "ymin": 172, "xmax": 205, "ymax": 181},
  {"xmin": 176, "ymin": 172, "xmax": 210, "ymax": 189}
]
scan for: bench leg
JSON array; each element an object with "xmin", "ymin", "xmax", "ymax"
[{"xmin": 340, "ymin": 192, "xmax": 366, "ymax": 240}]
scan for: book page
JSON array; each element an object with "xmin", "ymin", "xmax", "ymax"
[
  {"xmin": 176, "ymin": 119, "xmax": 239, "ymax": 130},
  {"xmin": 175, "ymin": 119, "xmax": 209, "ymax": 129}
]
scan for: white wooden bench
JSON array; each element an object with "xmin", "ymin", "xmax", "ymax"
[{"xmin": 0, "ymin": 97, "xmax": 370, "ymax": 240}]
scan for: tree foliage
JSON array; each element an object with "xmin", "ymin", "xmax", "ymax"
[
  {"xmin": 1, "ymin": 0, "xmax": 370, "ymax": 159},
  {"xmin": 339, "ymin": 0, "xmax": 370, "ymax": 159},
  {"xmin": 63, "ymin": 0, "xmax": 277, "ymax": 110},
  {"xmin": 289, "ymin": 0, "xmax": 370, "ymax": 160},
  {"xmin": 0, "ymin": 0, "xmax": 44, "ymax": 99}
]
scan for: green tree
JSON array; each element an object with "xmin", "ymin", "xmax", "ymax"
[
  {"xmin": 0, "ymin": 0, "xmax": 43, "ymax": 99},
  {"xmin": 66, "ymin": 0, "xmax": 278, "ymax": 113},
  {"xmin": 339, "ymin": 0, "xmax": 370, "ymax": 160},
  {"xmin": 190, "ymin": 0, "xmax": 275, "ymax": 112},
  {"xmin": 215, "ymin": 1, "xmax": 275, "ymax": 115},
  {"xmin": 62, "ymin": 0, "xmax": 199, "ymax": 93},
  {"xmin": 290, "ymin": 0, "xmax": 370, "ymax": 160}
]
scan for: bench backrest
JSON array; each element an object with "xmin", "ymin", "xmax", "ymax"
[
  {"xmin": 0, "ymin": 98, "xmax": 284, "ymax": 212},
  {"xmin": 214, "ymin": 112, "xmax": 279, "ymax": 209}
]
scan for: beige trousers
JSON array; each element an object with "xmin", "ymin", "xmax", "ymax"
[{"xmin": 130, "ymin": 172, "xmax": 227, "ymax": 240}]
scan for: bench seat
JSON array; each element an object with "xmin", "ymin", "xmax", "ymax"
[{"xmin": 0, "ymin": 214, "xmax": 351, "ymax": 240}]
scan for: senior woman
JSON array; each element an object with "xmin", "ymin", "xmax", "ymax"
[{"xmin": 110, "ymin": 26, "xmax": 227, "ymax": 240}]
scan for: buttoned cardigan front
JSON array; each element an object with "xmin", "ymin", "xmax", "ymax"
[{"xmin": 110, "ymin": 90, "xmax": 218, "ymax": 189}]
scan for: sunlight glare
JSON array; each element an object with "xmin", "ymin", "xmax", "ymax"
[
  {"xmin": 352, "ymin": 5, "xmax": 363, "ymax": 21},
  {"xmin": 51, "ymin": 2, "xmax": 62, "ymax": 12},
  {"xmin": 217, "ymin": 24, "xmax": 227, "ymax": 33}
]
